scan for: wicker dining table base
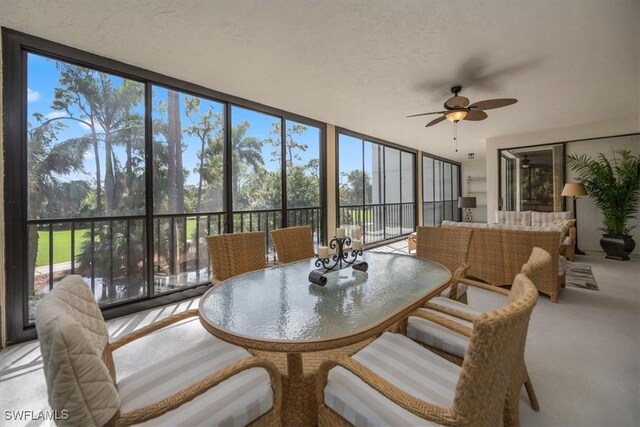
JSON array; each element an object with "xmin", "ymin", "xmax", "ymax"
[{"xmin": 251, "ymin": 338, "xmax": 374, "ymax": 426}]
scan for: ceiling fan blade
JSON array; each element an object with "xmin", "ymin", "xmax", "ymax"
[
  {"xmin": 468, "ymin": 98, "xmax": 517, "ymax": 110},
  {"xmin": 425, "ymin": 116, "xmax": 447, "ymax": 127},
  {"xmin": 444, "ymin": 96, "xmax": 470, "ymax": 109},
  {"xmin": 463, "ymin": 110, "xmax": 488, "ymax": 121},
  {"xmin": 406, "ymin": 111, "xmax": 446, "ymax": 118}
]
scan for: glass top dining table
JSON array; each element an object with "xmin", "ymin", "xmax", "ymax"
[{"xmin": 198, "ymin": 251, "xmax": 451, "ymax": 353}]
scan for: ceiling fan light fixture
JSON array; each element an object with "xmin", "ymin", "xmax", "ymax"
[{"xmin": 445, "ymin": 109, "xmax": 467, "ymax": 122}]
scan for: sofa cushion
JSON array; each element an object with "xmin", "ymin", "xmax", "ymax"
[
  {"xmin": 324, "ymin": 332, "xmax": 460, "ymax": 426},
  {"xmin": 552, "ymin": 218, "xmax": 576, "ymax": 237},
  {"xmin": 496, "ymin": 211, "xmax": 531, "ymax": 226},
  {"xmin": 441, "ymin": 220, "xmax": 489, "ymax": 229},
  {"xmin": 531, "ymin": 211, "xmax": 572, "ymax": 227}
]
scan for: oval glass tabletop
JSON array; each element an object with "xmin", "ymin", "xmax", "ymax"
[{"xmin": 199, "ymin": 252, "xmax": 451, "ymax": 351}]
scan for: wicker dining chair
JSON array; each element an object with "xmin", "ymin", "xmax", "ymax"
[
  {"xmin": 207, "ymin": 231, "xmax": 266, "ymax": 284},
  {"xmin": 317, "ymin": 273, "xmax": 538, "ymax": 427},
  {"xmin": 35, "ymin": 275, "xmax": 282, "ymax": 427},
  {"xmin": 406, "ymin": 247, "xmax": 552, "ymax": 426},
  {"xmin": 416, "ymin": 226, "xmax": 473, "ymax": 302},
  {"xmin": 271, "ymin": 225, "xmax": 315, "ymax": 264}
]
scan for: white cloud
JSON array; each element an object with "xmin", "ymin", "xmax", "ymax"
[
  {"xmin": 83, "ymin": 151, "xmax": 95, "ymax": 160},
  {"xmin": 44, "ymin": 111, "xmax": 66, "ymax": 120},
  {"xmin": 27, "ymin": 88, "xmax": 41, "ymax": 103},
  {"xmin": 79, "ymin": 121, "xmax": 105, "ymax": 134}
]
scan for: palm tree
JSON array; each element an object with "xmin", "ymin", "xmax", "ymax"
[
  {"xmin": 27, "ymin": 117, "xmax": 87, "ymax": 293},
  {"xmin": 184, "ymin": 96, "xmax": 224, "ymax": 212},
  {"xmin": 231, "ymin": 120, "xmax": 264, "ymax": 209}
]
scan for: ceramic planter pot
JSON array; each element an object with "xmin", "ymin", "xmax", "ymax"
[{"xmin": 600, "ymin": 234, "xmax": 636, "ymax": 261}]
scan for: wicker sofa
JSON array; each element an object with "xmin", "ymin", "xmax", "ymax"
[
  {"xmin": 496, "ymin": 210, "xmax": 576, "ymax": 261},
  {"xmin": 440, "ymin": 220, "xmax": 566, "ymax": 302}
]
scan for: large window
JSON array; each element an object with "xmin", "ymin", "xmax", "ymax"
[
  {"xmin": 4, "ymin": 31, "xmax": 324, "ymax": 342},
  {"xmin": 338, "ymin": 130, "xmax": 416, "ymax": 245},
  {"xmin": 422, "ymin": 154, "xmax": 461, "ymax": 225}
]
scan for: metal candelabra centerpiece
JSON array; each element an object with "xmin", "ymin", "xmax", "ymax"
[{"xmin": 308, "ymin": 235, "xmax": 368, "ymax": 286}]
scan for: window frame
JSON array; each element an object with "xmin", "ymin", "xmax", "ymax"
[
  {"xmin": 335, "ymin": 127, "xmax": 418, "ymax": 245},
  {"xmin": 3, "ymin": 28, "xmax": 327, "ymax": 343},
  {"xmin": 421, "ymin": 152, "xmax": 462, "ymax": 226}
]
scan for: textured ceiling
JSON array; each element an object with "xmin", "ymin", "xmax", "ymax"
[{"xmin": 2, "ymin": 0, "xmax": 638, "ymax": 160}]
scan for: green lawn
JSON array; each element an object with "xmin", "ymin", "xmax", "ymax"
[
  {"xmin": 35, "ymin": 218, "xmax": 201, "ymax": 267},
  {"xmin": 36, "ymin": 229, "xmax": 90, "ymax": 267}
]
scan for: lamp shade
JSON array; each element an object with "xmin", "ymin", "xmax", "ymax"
[
  {"xmin": 445, "ymin": 109, "xmax": 468, "ymax": 122},
  {"xmin": 458, "ymin": 196, "xmax": 477, "ymax": 208},
  {"xmin": 561, "ymin": 183, "xmax": 588, "ymax": 197}
]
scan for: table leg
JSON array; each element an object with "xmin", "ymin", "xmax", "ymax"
[{"xmin": 282, "ymin": 353, "xmax": 317, "ymax": 426}]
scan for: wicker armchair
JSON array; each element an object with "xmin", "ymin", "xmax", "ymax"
[
  {"xmin": 317, "ymin": 274, "xmax": 538, "ymax": 426},
  {"xmin": 416, "ymin": 226, "xmax": 473, "ymax": 302},
  {"xmin": 406, "ymin": 247, "xmax": 552, "ymax": 426},
  {"xmin": 207, "ymin": 231, "xmax": 266, "ymax": 284},
  {"xmin": 271, "ymin": 226, "xmax": 315, "ymax": 264},
  {"xmin": 35, "ymin": 275, "xmax": 282, "ymax": 427}
]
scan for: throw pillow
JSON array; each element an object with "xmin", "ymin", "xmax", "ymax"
[{"xmin": 552, "ymin": 219, "xmax": 576, "ymax": 236}]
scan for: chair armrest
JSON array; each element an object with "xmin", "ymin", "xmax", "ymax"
[
  {"xmin": 411, "ymin": 310, "xmax": 473, "ymax": 338},
  {"xmin": 568, "ymin": 227, "xmax": 576, "ymax": 243},
  {"xmin": 457, "ymin": 277, "xmax": 510, "ymax": 297},
  {"xmin": 447, "ymin": 263, "xmax": 471, "ymax": 300},
  {"xmin": 115, "ymin": 356, "xmax": 282, "ymax": 426},
  {"xmin": 422, "ymin": 302, "xmax": 477, "ymax": 323},
  {"xmin": 317, "ymin": 356, "xmax": 461, "ymax": 425}
]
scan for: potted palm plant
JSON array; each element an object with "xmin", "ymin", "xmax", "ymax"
[{"xmin": 567, "ymin": 149, "xmax": 640, "ymax": 260}]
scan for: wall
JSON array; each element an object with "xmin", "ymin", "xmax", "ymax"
[
  {"xmin": 461, "ymin": 159, "xmax": 488, "ymax": 223},
  {"xmin": 486, "ymin": 117, "xmax": 640, "ymax": 252}
]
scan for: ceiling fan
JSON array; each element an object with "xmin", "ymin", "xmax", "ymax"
[{"xmin": 407, "ymin": 85, "xmax": 518, "ymax": 127}]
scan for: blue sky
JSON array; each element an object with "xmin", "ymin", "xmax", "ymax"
[{"xmin": 27, "ymin": 53, "xmax": 321, "ymax": 187}]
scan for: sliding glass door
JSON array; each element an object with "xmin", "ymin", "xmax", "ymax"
[
  {"xmin": 4, "ymin": 32, "xmax": 325, "ymax": 342},
  {"xmin": 422, "ymin": 154, "xmax": 461, "ymax": 225},
  {"xmin": 338, "ymin": 130, "xmax": 416, "ymax": 245}
]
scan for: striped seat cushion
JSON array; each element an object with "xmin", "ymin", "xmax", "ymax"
[
  {"xmin": 118, "ymin": 331, "xmax": 273, "ymax": 427},
  {"xmin": 324, "ymin": 332, "xmax": 461, "ymax": 426},
  {"xmin": 407, "ymin": 296, "xmax": 481, "ymax": 359}
]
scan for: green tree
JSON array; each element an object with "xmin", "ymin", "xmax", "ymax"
[
  {"xmin": 184, "ymin": 96, "xmax": 224, "ymax": 212},
  {"xmin": 27, "ymin": 116, "xmax": 87, "ymax": 293},
  {"xmin": 340, "ymin": 170, "xmax": 372, "ymax": 205},
  {"xmin": 52, "ymin": 64, "xmax": 144, "ymax": 215},
  {"xmin": 231, "ymin": 120, "xmax": 264, "ymax": 209}
]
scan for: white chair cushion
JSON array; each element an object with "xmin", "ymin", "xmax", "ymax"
[
  {"xmin": 407, "ymin": 297, "xmax": 481, "ymax": 359},
  {"xmin": 119, "ymin": 333, "xmax": 273, "ymax": 427},
  {"xmin": 531, "ymin": 211, "xmax": 572, "ymax": 227},
  {"xmin": 35, "ymin": 276, "xmax": 120, "ymax": 427},
  {"xmin": 324, "ymin": 332, "xmax": 461, "ymax": 426},
  {"xmin": 495, "ymin": 211, "xmax": 532, "ymax": 226},
  {"xmin": 562, "ymin": 236, "xmax": 573, "ymax": 246}
]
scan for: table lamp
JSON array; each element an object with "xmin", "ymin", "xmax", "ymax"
[
  {"xmin": 561, "ymin": 182, "xmax": 588, "ymax": 255},
  {"xmin": 458, "ymin": 196, "xmax": 477, "ymax": 222}
]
